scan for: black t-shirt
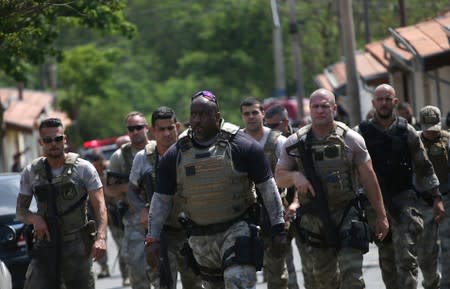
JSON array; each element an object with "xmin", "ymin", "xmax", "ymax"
[{"xmin": 157, "ymin": 130, "xmax": 272, "ymax": 196}]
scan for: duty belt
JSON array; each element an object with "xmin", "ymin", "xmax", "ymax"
[{"xmin": 189, "ymin": 215, "xmax": 249, "ymax": 236}]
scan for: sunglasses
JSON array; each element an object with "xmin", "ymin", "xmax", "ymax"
[
  {"xmin": 191, "ymin": 90, "xmax": 218, "ymax": 105},
  {"xmin": 42, "ymin": 135, "xmax": 64, "ymax": 144},
  {"xmin": 127, "ymin": 125, "xmax": 145, "ymax": 132},
  {"xmin": 265, "ymin": 121, "xmax": 283, "ymax": 129}
]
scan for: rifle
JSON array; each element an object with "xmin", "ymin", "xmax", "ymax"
[
  {"xmin": 287, "ymin": 131, "xmax": 339, "ymax": 248},
  {"xmin": 43, "ymin": 161, "xmax": 62, "ymax": 289},
  {"xmin": 106, "ymin": 171, "xmax": 129, "ymax": 185}
]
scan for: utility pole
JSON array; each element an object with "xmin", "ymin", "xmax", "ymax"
[
  {"xmin": 270, "ymin": 0, "xmax": 286, "ymax": 97},
  {"xmin": 398, "ymin": 0, "xmax": 406, "ymax": 26},
  {"xmin": 286, "ymin": 0, "xmax": 305, "ymax": 118},
  {"xmin": 339, "ymin": 0, "xmax": 361, "ymax": 124},
  {"xmin": 363, "ymin": 0, "xmax": 371, "ymax": 43}
]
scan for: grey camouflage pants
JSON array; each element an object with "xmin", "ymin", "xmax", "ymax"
[
  {"xmin": 416, "ymin": 198, "xmax": 440, "ymax": 289},
  {"xmin": 440, "ymin": 195, "xmax": 450, "ymax": 289},
  {"xmin": 188, "ymin": 220, "xmax": 258, "ymax": 289}
]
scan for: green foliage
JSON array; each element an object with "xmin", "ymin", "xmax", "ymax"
[
  {"xmin": 0, "ymin": 0, "xmax": 135, "ymax": 82},
  {"xmin": 2, "ymin": 0, "xmax": 449, "ymax": 150}
]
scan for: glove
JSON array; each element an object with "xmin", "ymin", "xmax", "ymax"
[
  {"xmin": 144, "ymin": 237, "xmax": 160, "ymax": 270},
  {"xmin": 269, "ymin": 230, "xmax": 288, "ymax": 259}
]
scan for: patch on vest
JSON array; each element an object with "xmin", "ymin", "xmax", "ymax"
[
  {"xmin": 312, "ymin": 144, "xmax": 342, "ymax": 161},
  {"xmin": 185, "ymin": 166, "xmax": 196, "ymax": 176},
  {"xmin": 195, "ymin": 152, "xmax": 211, "ymax": 159},
  {"xmin": 63, "ymin": 187, "xmax": 77, "ymax": 200}
]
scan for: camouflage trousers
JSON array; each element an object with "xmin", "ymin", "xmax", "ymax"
[
  {"xmin": 24, "ymin": 238, "xmax": 94, "ymax": 289},
  {"xmin": 440, "ymin": 195, "xmax": 450, "ymax": 289},
  {"xmin": 416, "ymin": 198, "xmax": 440, "ymax": 289},
  {"xmin": 369, "ymin": 191, "xmax": 424, "ymax": 289},
  {"xmin": 188, "ymin": 220, "xmax": 258, "ymax": 289},
  {"xmin": 263, "ymin": 236, "xmax": 288, "ymax": 289},
  {"xmin": 108, "ymin": 209, "xmax": 129, "ymax": 280},
  {"xmin": 295, "ymin": 205, "xmax": 365, "ymax": 289},
  {"xmin": 123, "ymin": 212, "xmax": 158, "ymax": 289},
  {"xmin": 162, "ymin": 228, "xmax": 204, "ymax": 289}
]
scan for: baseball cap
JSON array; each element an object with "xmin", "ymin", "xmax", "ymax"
[{"xmin": 419, "ymin": 105, "xmax": 441, "ymax": 131}]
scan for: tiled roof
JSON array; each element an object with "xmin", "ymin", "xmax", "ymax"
[
  {"xmin": 386, "ymin": 11, "xmax": 450, "ymax": 70},
  {"xmin": 1, "ymin": 88, "xmax": 71, "ymax": 130}
]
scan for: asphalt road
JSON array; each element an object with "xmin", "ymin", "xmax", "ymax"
[{"xmin": 95, "ymin": 229, "xmax": 425, "ymax": 289}]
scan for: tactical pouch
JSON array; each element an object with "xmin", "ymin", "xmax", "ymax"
[
  {"xmin": 347, "ymin": 220, "xmax": 370, "ymax": 253},
  {"xmin": 81, "ymin": 220, "xmax": 97, "ymax": 254},
  {"xmin": 180, "ymin": 242, "xmax": 201, "ymax": 275},
  {"xmin": 232, "ymin": 236, "xmax": 264, "ymax": 270},
  {"xmin": 34, "ymin": 183, "xmax": 52, "ymax": 202}
]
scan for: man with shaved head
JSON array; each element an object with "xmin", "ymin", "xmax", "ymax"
[
  {"xmin": 276, "ymin": 88, "xmax": 389, "ymax": 289},
  {"xmin": 145, "ymin": 90, "xmax": 287, "ymax": 289},
  {"xmin": 357, "ymin": 84, "xmax": 444, "ymax": 289}
]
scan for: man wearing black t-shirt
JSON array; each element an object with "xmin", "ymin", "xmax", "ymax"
[{"xmin": 145, "ymin": 90, "xmax": 287, "ymax": 289}]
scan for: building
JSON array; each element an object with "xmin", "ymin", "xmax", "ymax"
[{"xmin": 0, "ymin": 88, "xmax": 71, "ymax": 172}]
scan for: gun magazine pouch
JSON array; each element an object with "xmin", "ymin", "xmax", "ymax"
[{"xmin": 341, "ymin": 220, "xmax": 371, "ymax": 253}]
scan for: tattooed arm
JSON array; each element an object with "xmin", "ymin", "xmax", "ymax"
[{"xmin": 16, "ymin": 194, "xmax": 50, "ymax": 240}]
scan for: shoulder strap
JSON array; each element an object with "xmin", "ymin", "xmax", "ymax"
[
  {"xmin": 145, "ymin": 141, "xmax": 157, "ymax": 157},
  {"xmin": 120, "ymin": 143, "xmax": 134, "ymax": 172}
]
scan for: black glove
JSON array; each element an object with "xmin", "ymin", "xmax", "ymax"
[{"xmin": 269, "ymin": 224, "xmax": 288, "ymax": 259}]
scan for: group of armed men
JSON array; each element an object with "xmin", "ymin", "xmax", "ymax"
[{"xmin": 14, "ymin": 83, "xmax": 450, "ymax": 289}]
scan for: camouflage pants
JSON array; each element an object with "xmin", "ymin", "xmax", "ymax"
[
  {"xmin": 295, "ymin": 205, "xmax": 365, "ymax": 289},
  {"xmin": 416, "ymin": 198, "xmax": 440, "ymax": 289},
  {"xmin": 440, "ymin": 195, "xmax": 450, "ymax": 289},
  {"xmin": 188, "ymin": 220, "xmax": 258, "ymax": 289},
  {"xmin": 24, "ymin": 238, "xmax": 94, "ymax": 289},
  {"xmin": 162, "ymin": 228, "xmax": 204, "ymax": 289},
  {"xmin": 373, "ymin": 192, "xmax": 423, "ymax": 289},
  {"xmin": 263, "ymin": 236, "xmax": 288, "ymax": 289},
  {"xmin": 285, "ymin": 241, "xmax": 300, "ymax": 289},
  {"xmin": 123, "ymin": 212, "xmax": 158, "ymax": 289},
  {"xmin": 108, "ymin": 209, "xmax": 129, "ymax": 280}
]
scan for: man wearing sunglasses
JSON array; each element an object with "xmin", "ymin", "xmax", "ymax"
[
  {"xmin": 145, "ymin": 90, "xmax": 286, "ymax": 289},
  {"xmin": 16, "ymin": 117, "xmax": 107, "ymax": 289},
  {"xmin": 240, "ymin": 97, "xmax": 290, "ymax": 289},
  {"xmin": 107, "ymin": 111, "xmax": 152, "ymax": 289}
]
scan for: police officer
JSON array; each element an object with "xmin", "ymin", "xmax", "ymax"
[
  {"xmin": 16, "ymin": 117, "xmax": 107, "ymax": 289},
  {"xmin": 107, "ymin": 111, "xmax": 152, "ymax": 289},
  {"xmin": 240, "ymin": 97, "xmax": 289, "ymax": 289},
  {"xmin": 276, "ymin": 89, "xmax": 389, "ymax": 289},
  {"xmin": 145, "ymin": 90, "xmax": 287, "ymax": 289},
  {"xmin": 418, "ymin": 106, "xmax": 449, "ymax": 289},
  {"xmin": 265, "ymin": 104, "xmax": 300, "ymax": 289},
  {"xmin": 86, "ymin": 152, "xmax": 111, "ymax": 279},
  {"xmin": 357, "ymin": 84, "xmax": 444, "ymax": 289},
  {"xmin": 130, "ymin": 107, "xmax": 203, "ymax": 289}
]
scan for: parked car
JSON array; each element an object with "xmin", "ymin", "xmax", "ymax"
[
  {"xmin": 0, "ymin": 260, "xmax": 12, "ymax": 289},
  {"xmin": 0, "ymin": 173, "xmax": 35, "ymax": 289}
]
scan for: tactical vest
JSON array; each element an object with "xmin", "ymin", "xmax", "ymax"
[
  {"xmin": 120, "ymin": 142, "xmax": 134, "ymax": 173},
  {"xmin": 31, "ymin": 153, "xmax": 88, "ymax": 235},
  {"xmin": 264, "ymin": 129, "xmax": 282, "ymax": 172},
  {"xmin": 359, "ymin": 117, "xmax": 413, "ymax": 198},
  {"xmin": 293, "ymin": 122, "xmax": 356, "ymax": 211},
  {"xmin": 175, "ymin": 122, "xmax": 256, "ymax": 225},
  {"xmin": 421, "ymin": 130, "xmax": 450, "ymax": 193}
]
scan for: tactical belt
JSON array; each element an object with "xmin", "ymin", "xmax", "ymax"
[
  {"xmin": 162, "ymin": 224, "xmax": 180, "ymax": 232},
  {"xmin": 190, "ymin": 215, "xmax": 248, "ymax": 236}
]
